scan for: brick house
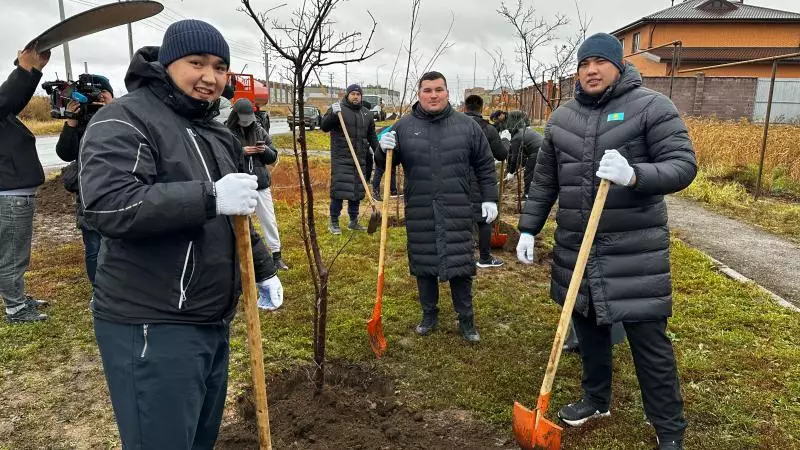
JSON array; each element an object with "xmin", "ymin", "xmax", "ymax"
[{"xmin": 612, "ymin": 0, "xmax": 800, "ymax": 77}]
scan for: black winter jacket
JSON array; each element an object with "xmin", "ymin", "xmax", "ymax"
[
  {"xmin": 506, "ymin": 127, "xmax": 544, "ymax": 197},
  {"xmin": 320, "ymin": 99, "xmax": 379, "ymax": 201},
  {"xmin": 0, "ymin": 66, "xmax": 44, "ymax": 190},
  {"xmin": 466, "ymin": 111, "xmax": 508, "ymax": 221},
  {"xmin": 80, "ymin": 46, "xmax": 276, "ymax": 325},
  {"xmin": 518, "ymin": 63, "xmax": 696, "ymax": 325},
  {"xmin": 375, "ymin": 103, "xmax": 497, "ymax": 280},
  {"xmin": 56, "ymin": 121, "xmax": 91, "ymax": 228},
  {"xmin": 227, "ymin": 115, "xmax": 278, "ymax": 190}
]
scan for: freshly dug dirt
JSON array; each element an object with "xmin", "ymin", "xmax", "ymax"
[
  {"xmin": 217, "ymin": 361, "xmax": 515, "ymax": 450},
  {"xmin": 36, "ymin": 173, "xmax": 76, "ymax": 216}
]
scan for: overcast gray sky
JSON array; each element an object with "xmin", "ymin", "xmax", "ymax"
[{"xmin": 2, "ymin": 0, "xmax": 798, "ymax": 104}]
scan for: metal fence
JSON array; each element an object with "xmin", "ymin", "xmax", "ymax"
[{"xmin": 753, "ymin": 78, "xmax": 800, "ymax": 123}]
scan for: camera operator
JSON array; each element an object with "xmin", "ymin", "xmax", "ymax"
[
  {"xmin": 55, "ymin": 74, "xmax": 114, "ymax": 287},
  {"xmin": 0, "ymin": 47, "xmax": 51, "ymax": 323}
]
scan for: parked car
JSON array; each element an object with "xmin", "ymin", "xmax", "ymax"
[{"xmin": 288, "ymin": 105, "xmax": 323, "ymax": 130}]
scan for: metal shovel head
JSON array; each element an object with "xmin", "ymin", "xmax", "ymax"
[
  {"xmin": 21, "ymin": 1, "xmax": 163, "ymax": 53},
  {"xmin": 512, "ymin": 401, "xmax": 562, "ymax": 450},
  {"xmin": 367, "ymin": 207, "xmax": 380, "ymax": 234}
]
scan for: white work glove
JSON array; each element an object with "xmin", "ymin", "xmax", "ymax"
[
  {"xmin": 481, "ymin": 202, "xmax": 498, "ymax": 223},
  {"xmin": 504, "ymin": 172, "xmax": 516, "ymax": 183},
  {"xmin": 257, "ymin": 276, "xmax": 284, "ymax": 311},
  {"xmin": 214, "ymin": 173, "xmax": 258, "ymax": 216},
  {"xmin": 516, "ymin": 232, "xmax": 535, "ymax": 264},
  {"xmin": 596, "ymin": 149, "xmax": 635, "ymax": 186},
  {"xmin": 380, "ymin": 130, "xmax": 396, "ymax": 151},
  {"xmin": 331, "ymin": 102, "xmax": 342, "ymax": 114},
  {"xmin": 500, "ymin": 129, "xmax": 512, "ymax": 141}
]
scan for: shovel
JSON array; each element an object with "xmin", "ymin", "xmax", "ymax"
[
  {"xmin": 491, "ymin": 160, "xmax": 509, "ymax": 249},
  {"xmin": 367, "ymin": 148, "xmax": 394, "ymax": 357},
  {"xmin": 233, "ymin": 216, "xmax": 272, "ymax": 450},
  {"xmin": 512, "ymin": 179, "xmax": 610, "ymax": 450},
  {"xmin": 337, "ymin": 111, "xmax": 380, "ymax": 234}
]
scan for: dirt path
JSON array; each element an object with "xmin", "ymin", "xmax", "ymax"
[{"xmin": 667, "ymin": 196, "xmax": 800, "ymax": 307}]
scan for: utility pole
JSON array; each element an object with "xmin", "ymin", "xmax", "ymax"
[
  {"xmin": 57, "ymin": 0, "xmax": 73, "ymax": 80},
  {"xmin": 473, "ymin": 52, "xmax": 476, "ymax": 88},
  {"xmin": 262, "ymin": 36, "xmax": 270, "ymax": 83},
  {"xmin": 84, "ymin": 62, "xmax": 88, "ymax": 73},
  {"xmin": 329, "ymin": 72, "xmax": 335, "ymax": 99},
  {"xmin": 119, "ymin": 0, "xmax": 134, "ymax": 60},
  {"xmin": 345, "ymin": 64, "xmax": 348, "ymax": 87}
]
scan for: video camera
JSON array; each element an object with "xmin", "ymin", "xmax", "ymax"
[{"xmin": 41, "ymin": 73, "xmax": 108, "ymax": 120}]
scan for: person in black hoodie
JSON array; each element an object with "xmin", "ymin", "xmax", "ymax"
[
  {"xmin": 79, "ymin": 20, "xmax": 283, "ymax": 449},
  {"xmin": 55, "ymin": 74, "xmax": 114, "ymax": 287},
  {"xmin": 463, "ymin": 94, "xmax": 509, "ymax": 269},
  {"xmin": 226, "ymin": 98, "xmax": 289, "ymax": 273},
  {"xmin": 0, "ymin": 46, "xmax": 51, "ymax": 324}
]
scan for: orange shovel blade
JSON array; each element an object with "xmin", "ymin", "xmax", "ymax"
[
  {"xmin": 490, "ymin": 233, "xmax": 508, "ymax": 249},
  {"xmin": 512, "ymin": 401, "xmax": 562, "ymax": 450}
]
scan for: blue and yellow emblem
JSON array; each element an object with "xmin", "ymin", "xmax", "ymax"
[{"xmin": 607, "ymin": 112, "xmax": 625, "ymax": 122}]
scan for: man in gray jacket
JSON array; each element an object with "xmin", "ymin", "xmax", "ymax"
[{"xmin": 516, "ymin": 33, "xmax": 696, "ymax": 450}]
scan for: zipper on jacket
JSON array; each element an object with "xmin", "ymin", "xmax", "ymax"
[
  {"xmin": 178, "ymin": 241, "xmax": 194, "ymax": 310},
  {"xmin": 140, "ymin": 324, "xmax": 149, "ymax": 358},
  {"xmin": 186, "ymin": 128, "xmax": 213, "ymax": 182}
]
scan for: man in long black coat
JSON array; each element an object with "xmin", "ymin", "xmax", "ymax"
[
  {"xmin": 320, "ymin": 84, "xmax": 380, "ymax": 234},
  {"xmin": 375, "ymin": 72, "xmax": 497, "ymax": 343},
  {"xmin": 516, "ymin": 33, "xmax": 696, "ymax": 450}
]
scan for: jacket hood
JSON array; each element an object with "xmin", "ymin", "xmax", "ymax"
[
  {"xmin": 124, "ymin": 46, "xmax": 221, "ymax": 122},
  {"xmin": 411, "ymin": 101, "xmax": 454, "ymax": 122},
  {"xmin": 575, "ymin": 61, "xmax": 642, "ymax": 107}
]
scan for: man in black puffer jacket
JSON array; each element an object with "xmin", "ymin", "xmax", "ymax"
[
  {"xmin": 516, "ymin": 33, "xmax": 696, "ymax": 450},
  {"xmin": 375, "ymin": 72, "xmax": 497, "ymax": 343},
  {"xmin": 321, "ymin": 84, "xmax": 380, "ymax": 234},
  {"xmin": 79, "ymin": 20, "xmax": 283, "ymax": 449},
  {"xmin": 463, "ymin": 94, "xmax": 509, "ymax": 268}
]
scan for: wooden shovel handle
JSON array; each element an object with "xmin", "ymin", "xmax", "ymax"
[
  {"xmin": 337, "ymin": 111, "xmax": 376, "ymax": 206},
  {"xmin": 233, "ymin": 215, "xmax": 272, "ymax": 450},
  {"xmin": 538, "ymin": 179, "xmax": 610, "ymax": 399},
  {"xmin": 377, "ymin": 149, "xmax": 394, "ymax": 279}
]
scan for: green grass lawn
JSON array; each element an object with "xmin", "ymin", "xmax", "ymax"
[
  {"xmin": 272, "ymin": 129, "xmax": 330, "ymax": 151},
  {"xmin": 1, "ymin": 197, "xmax": 798, "ymax": 449}
]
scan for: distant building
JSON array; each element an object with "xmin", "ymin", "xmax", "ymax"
[{"xmin": 612, "ymin": 0, "xmax": 800, "ymax": 77}]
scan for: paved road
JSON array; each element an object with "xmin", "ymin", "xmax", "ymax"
[
  {"xmin": 667, "ymin": 196, "xmax": 800, "ymax": 307},
  {"xmin": 36, "ymin": 117, "xmax": 291, "ymax": 172}
]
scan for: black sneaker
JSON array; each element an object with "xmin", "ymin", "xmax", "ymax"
[
  {"xmin": 329, "ymin": 223, "xmax": 342, "ymax": 235},
  {"xmin": 25, "ymin": 294, "xmax": 49, "ymax": 309},
  {"xmin": 458, "ymin": 317, "xmax": 481, "ymax": 343},
  {"xmin": 6, "ymin": 306, "xmax": 48, "ymax": 323},
  {"xmin": 658, "ymin": 439, "xmax": 683, "ymax": 450},
  {"xmin": 415, "ymin": 315, "xmax": 438, "ymax": 336},
  {"xmin": 348, "ymin": 220, "xmax": 366, "ymax": 232},
  {"xmin": 476, "ymin": 256, "xmax": 504, "ymax": 268},
  {"xmin": 558, "ymin": 398, "xmax": 610, "ymax": 427}
]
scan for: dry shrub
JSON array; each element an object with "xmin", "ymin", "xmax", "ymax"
[
  {"xmin": 20, "ymin": 95, "xmax": 52, "ymax": 121},
  {"xmin": 270, "ymin": 157, "xmax": 330, "ymax": 205},
  {"xmin": 686, "ymin": 117, "xmax": 800, "ymax": 184}
]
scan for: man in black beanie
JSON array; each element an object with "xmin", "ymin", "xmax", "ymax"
[
  {"xmin": 321, "ymin": 83, "xmax": 380, "ymax": 234},
  {"xmin": 516, "ymin": 32, "xmax": 695, "ymax": 450},
  {"xmin": 80, "ymin": 19, "xmax": 283, "ymax": 449}
]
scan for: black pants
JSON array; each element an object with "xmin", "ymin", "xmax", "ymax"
[
  {"xmin": 371, "ymin": 162, "xmax": 397, "ymax": 195},
  {"xmin": 476, "ymin": 220, "xmax": 492, "ymax": 261},
  {"xmin": 416, "ymin": 276, "xmax": 473, "ymax": 319},
  {"xmin": 95, "ymin": 319, "xmax": 230, "ymax": 450},
  {"xmin": 572, "ymin": 305, "xmax": 686, "ymax": 441},
  {"xmin": 330, "ymin": 198, "xmax": 361, "ymax": 222}
]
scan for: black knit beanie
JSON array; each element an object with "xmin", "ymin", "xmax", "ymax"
[{"xmin": 158, "ymin": 19, "xmax": 230, "ymax": 67}]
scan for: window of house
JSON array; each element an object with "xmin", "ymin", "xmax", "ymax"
[
  {"xmin": 633, "ymin": 32, "xmax": 641, "ymax": 52},
  {"xmin": 619, "ymin": 38, "xmax": 625, "ymax": 53}
]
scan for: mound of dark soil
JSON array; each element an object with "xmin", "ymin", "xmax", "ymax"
[
  {"xmin": 36, "ymin": 174, "xmax": 76, "ymax": 216},
  {"xmin": 217, "ymin": 361, "xmax": 514, "ymax": 450}
]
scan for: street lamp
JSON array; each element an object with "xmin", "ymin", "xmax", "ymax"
[{"xmin": 376, "ymin": 64, "xmax": 385, "ymax": 89}]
